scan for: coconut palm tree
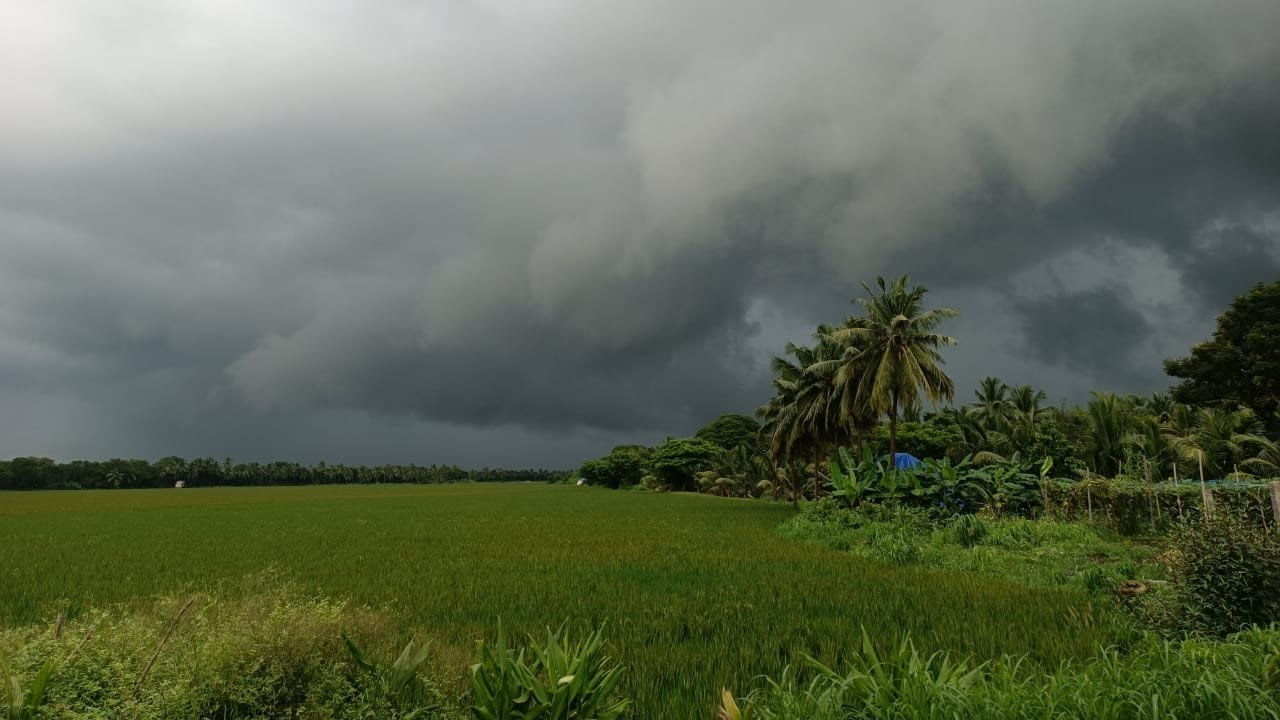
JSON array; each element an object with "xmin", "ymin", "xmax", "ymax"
[
  {"xmin": 808, "ymin": 317, "xmax": 878, "ymax": 452},
  {"xmin": 1145, "ymin": 392, "xmax": 1175, "ymax": 424},
  {"xmin": 1171, "ymin": 407, "xmax": 1260, "ymax": 478},
  {"xmin": 1086, "ymin": 392, "xmax": 1133, "ymax": 476},
  {"xmin": 973, "ymin": 377, "xmax": 1012, "ymax": 432},
  {"xmin": 1240, "ymin": 434, "xmax": 1280, "ymax": 476},
  {"xmin": 941, "ymin": 405, "xmax": 990, "ymax": 455},
  {"xmin": 1125, "ymin": 417, "xmax": 1179, "ymax": 481},
  {"xmin": 757, "ymin": 329, "xmax": 844, "ymax": 502},
  {"xmin": 1009, "ymin": 385, "xmax": 1047, "ymax": 426},
  {"xmin": 827, "ymin": 276, "xmax": 957, "ymax": 459}
]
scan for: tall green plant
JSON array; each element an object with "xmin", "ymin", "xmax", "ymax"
[
  {"xmin": 470, "ymin": 623, "xmax": 629, "ymax": 720},
  {"xmin": 0, "ymin": 654, "xmax": 53, "ymax": 720},
  {"xmin": 344, "ymin": 635, "xmax": 439, "ymax": 717}
]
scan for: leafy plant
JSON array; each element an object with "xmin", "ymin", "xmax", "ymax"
[
  {"xmin": 344, "ymin": 635, "xmax": 440, "ymax": 717},
  {"xmin": 0, "ymin": 653, "xmax": 53, "ymax": 720},
  {"xmin": 1160, "ymin": 516, "xmax": 1280, "ymax": 637},
  {"xmin": 828, "ymin": 447, "xmax": 874, "ymax": 505},
  {"xmin": 733, "ymin": 627, "xmax": 1280, "ymax": 719},
  {"xmin": 470, "ymin": 623, "xmax": 629, "ymax": 720}
]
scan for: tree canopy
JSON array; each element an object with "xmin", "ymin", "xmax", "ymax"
[
  {"xmin": 694, "ymin": 413, "xmax": 762, "ymax": 452},
  {"xmin": 1166, "ymin": 280, "xmax": 1280, "ymax": 431}
]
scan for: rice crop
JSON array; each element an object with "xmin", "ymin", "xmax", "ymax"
[{"xmin": 0, "ymin": 484, "xmax": 1118, "ymax": 717}]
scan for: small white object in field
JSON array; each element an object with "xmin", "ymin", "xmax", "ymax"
[
  {"xmin": 174, "ymin": 480, "xmax": 186, "ymax": 488},
  {"xmin": 576, "ymin": 478, "xmax": 586, "ymax": 486}
]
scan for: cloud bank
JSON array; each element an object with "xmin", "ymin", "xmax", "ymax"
[{"xmin": 2, "ymin": 0, "xmax": 1278, "ymax": 466}]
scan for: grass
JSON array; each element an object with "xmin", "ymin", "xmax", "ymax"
[
  {"xmin": 730, "ymin": 626, "xmax": 1280, "ymax": 719},
  {"xmin": 1, "ymin": 588, "xmax": 460, "ymax": 719},
  {"xmin": 1, "ymin": 484, "xmax": 1119, "ymax": 717},
  {"xmin": 778, "ymin": 500, "xmax": 1166, "ymax": 594}
]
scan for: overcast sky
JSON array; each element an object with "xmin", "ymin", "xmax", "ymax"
[{"xmin": 2, "ymin": 1, "xmax": 1278, "ymax": 468}]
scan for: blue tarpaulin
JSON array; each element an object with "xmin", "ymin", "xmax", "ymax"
[{"xmin": 890, "ymin": 452, "xmax": 923, "ymax": 469}]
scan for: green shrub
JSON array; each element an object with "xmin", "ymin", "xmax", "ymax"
[
  {"xmin": 1161, "ymin": 517, "xmax": 1280, "ymax": 636},
  {"xmin": 469, "ymin": 624, "xmax": 628, "ymax": 720}
]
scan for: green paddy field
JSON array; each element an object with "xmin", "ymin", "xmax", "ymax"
[{"xmin": 0, "ymin": 484, "xmax": 1115, "ymax": 717}]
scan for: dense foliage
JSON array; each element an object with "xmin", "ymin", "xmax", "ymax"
[
  {"xmin": 1166, "ymin": 280, "xmax": 1280, "ymax": 432},
  {"xmin": 577, "ymin": 446, "xmax": 650, "ymax": 489},
  {"xmin": 695, "ymin": 414, "xmax": 763, "ymax": 452},
  {"xmin": 1044, "ymin": 478, "xmax": 1278, "ymax": 534},
  {"xmin": 826, "ymin": 448, "xmax": 1050, "ymax": 518},
  {"xmin": 575, "ymin": 278, "xmax": 1280, "ymax": 526},
  {"xmin": 1136, "ymin": 516, "xmax": 1280, "ymax": 637},
  {"xmin": 0, "ymin": 456, "xmax": 565, "ymax": 491},
  {"xmin": 645, "ymin": 436, "xmax": 722, "ymax": 491}
]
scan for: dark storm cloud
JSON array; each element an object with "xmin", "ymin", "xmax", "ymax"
[
  {"xmin": 1012, "ymin": 287, "xmax": 1156, "ymax": 391},
  {"xmin": 1, "ymin": 0, "xmax": 1279, "ymax": 466}
]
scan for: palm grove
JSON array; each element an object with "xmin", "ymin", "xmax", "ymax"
[{"xmin": 578, "ymin": 277, "xmax": 1280, "ymax": 507}]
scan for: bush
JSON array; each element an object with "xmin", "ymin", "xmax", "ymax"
[{"xmin": 1149, "ymin": 517, "xmax": 1280, "ymax": 637}]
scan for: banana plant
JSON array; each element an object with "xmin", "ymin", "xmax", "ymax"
[{"xmin": 829, "ymin": 447, "xmax": 874, "ymax": 505}]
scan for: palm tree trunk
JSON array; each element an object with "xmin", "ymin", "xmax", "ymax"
[
  {"xmin": 888, "ymin": 392, "xmax": 899, "ymax": 461},
  {"xmin": 767, "ymin": 455, "xmax": 780, "ymax": 502},
  {"xmin": 792, "ymin": 462, "xmax": 800, "ymax": 508},
  {"xmin": 812, "ymin": 448, "xmax": 821, "ymax": 498}
]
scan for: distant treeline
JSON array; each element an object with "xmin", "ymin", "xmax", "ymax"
[{"xmin": 0, "ymin": 456, "xmax": 569, "ymax": 491}]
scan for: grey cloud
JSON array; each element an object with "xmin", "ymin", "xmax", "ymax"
[
  {"xmin": 1, "ymin": 0, "xmax": 1279, "ymax": 466},
  {"xmin": 1012, "ymin": 287, "xmax": 1157, "ymax": 392}
]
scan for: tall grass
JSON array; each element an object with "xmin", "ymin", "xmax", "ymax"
[
  {"xmin": 730, "ymin": 626, "xmax": 1280, "ymax": 719},
  {"xmin": 0, "ymin": 588, "xmax": 457, "ymax": 719},
  {"xmin": 0, "ymin": 484, "xmax": 1117, "ymax": 717}
]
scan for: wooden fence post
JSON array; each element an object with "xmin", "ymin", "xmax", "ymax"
[
  {"xmin": 1270, "ymin": 481, "xmax": 1280, "ymax": 532},
  {"xmin": 1199, "ymin": 451, "xmax": 1215, "ymax": 521}
]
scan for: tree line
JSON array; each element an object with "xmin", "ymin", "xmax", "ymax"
[
  {"xmin": 578, "ymin": 277, "xmax": 1280, "ymax": 500},
  {"xmin": 0, "ymin": 456, "xmax": 568, "ymax": 491}
]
